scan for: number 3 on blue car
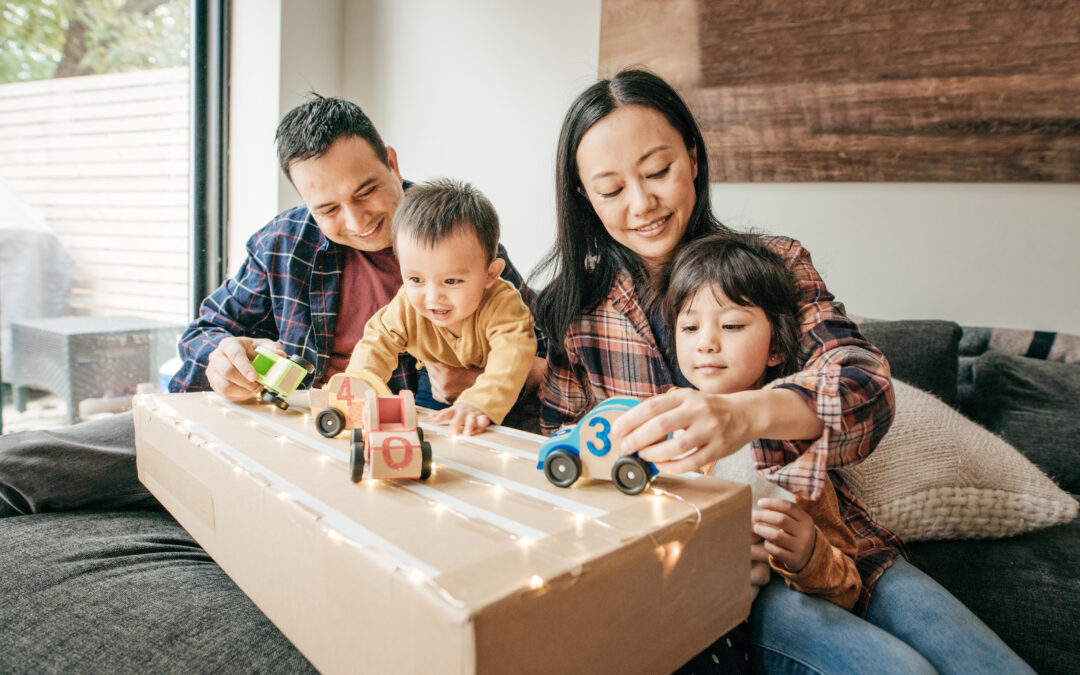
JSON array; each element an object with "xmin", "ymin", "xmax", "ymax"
[{"xmin": 536, "ymin": 397, "xmax": 658, "ymax": 495}]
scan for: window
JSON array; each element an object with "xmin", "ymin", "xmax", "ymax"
[{"xmin": 1, "ymin": 0, "xmax": 195, "ymax": 432}]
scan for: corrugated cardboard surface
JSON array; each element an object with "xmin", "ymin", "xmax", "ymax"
[{"xmin": 134, "ymin": 392, "xmax": 751, "ymax": 674}]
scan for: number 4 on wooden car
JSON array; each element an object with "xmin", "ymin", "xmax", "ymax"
[
  {"xmin": 536, "ymin": 397, "xmax": 658, "ymax": 495},
  {"xmin": 308, "ymin": 372, "xmax": 432, "ymax": 482}
]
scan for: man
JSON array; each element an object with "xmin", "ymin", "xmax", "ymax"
[{"xmin": 0, "ymin": 95, "xmax": 541, "ymax": 517}]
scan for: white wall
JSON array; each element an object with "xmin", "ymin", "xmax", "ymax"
[
  {"xmin": 231, "ymin": 0, "xmax": 1080, "ymax": 334},
  {"xmin": 713, "ymin": 183, "xmax": 1080, "ymax": 333},
  {"xmin": 227, "ymin": 0, "xmax": 345, "ymax": 273},
  {"xmin": 341, "ymin": 0, "xmax": 603, "ymax": 280}
]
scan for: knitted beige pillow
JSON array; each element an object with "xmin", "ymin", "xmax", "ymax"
[{"xmin": 838, "ymin": 379, "xmax": 1078, "ymax": 541}]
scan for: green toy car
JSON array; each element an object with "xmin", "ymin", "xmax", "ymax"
[{"xmin": 250, "ymin": 346, "xmax": 315, "ymax": 410}]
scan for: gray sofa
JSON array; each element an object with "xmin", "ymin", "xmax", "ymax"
[
  {"xmin": 0, "ymin": 320, "xmax": 1076, "ymax": 673},
  {"xmin": 859, "ymin": 320, "xmax": 1080, "ymax": 675}
]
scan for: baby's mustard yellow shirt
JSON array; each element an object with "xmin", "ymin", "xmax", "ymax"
[{"xmin": 345, "ymin": 278, "xmax": 536, "ymax": 424}]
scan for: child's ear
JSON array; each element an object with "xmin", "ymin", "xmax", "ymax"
[
  {"xmin": 766, "ymin": 351, "xmax": 785, "ymax": 367},
  {"xmin": 485, "ymin": 257, "xmax": 506, "ymax": 286}
]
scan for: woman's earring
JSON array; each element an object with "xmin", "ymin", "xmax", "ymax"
[{"xmin": 585, "ymin": 236, "xmax": 599, "ymax": 271}]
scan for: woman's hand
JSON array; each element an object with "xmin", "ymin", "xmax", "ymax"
[
  {"xmin": 425, "ymin": 362, "xmax": 483, "ymax": 404},
  {"xmin": 206, "ymin": 337, "xmax": 284, "ymax": 401},
  {"xmin": 752, "ymin": 498, "xmax": 817, "ymax": 574},
  {"xmin": 611, "ymin": 388, "xmax": 756, "ymax": 473}
]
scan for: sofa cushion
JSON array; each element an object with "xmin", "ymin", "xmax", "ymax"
[
  {"xmin": 857, "ymin": 320, "xmax": 961, "ymax": 406},
  {"xmin": 838, "ymin": 380, "xmax": 1078, "ymax": 541},
  {"xmin": 910, "ymin": 516, "xmax": 1080, "ymax": 675},
  {"xmin": 0, "ymin": 510, "xmax": 316, "ymax": 673},
  {"xmin": 973, "ymin": 351, "xmax": 1080, "ymax": 494}
]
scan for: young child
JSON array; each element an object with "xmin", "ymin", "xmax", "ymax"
[
  {"xmin": 662, "ymin": 232, "xmax": 862, "ymax": 610},
  {"xmin": 345, "ymin": 178, "xmax": 537, "ymax": 436}
]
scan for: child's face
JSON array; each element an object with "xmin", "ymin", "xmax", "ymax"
[
  {"xmin": 396, "ymin": 227, "xmax": 504, "ymax": 337},
  {"xmin": 674, "ymin": 284, "xmax": 783, "ymax": 395}
]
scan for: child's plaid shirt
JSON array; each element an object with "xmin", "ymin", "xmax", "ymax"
[{"xmin": 540, "ymin": 235, "xmax": 906, "ymax": 615}]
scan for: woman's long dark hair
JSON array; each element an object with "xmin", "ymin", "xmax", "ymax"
[{"xmin": 532, "ymin": 68, "xmax": 729, "ymax": 354}]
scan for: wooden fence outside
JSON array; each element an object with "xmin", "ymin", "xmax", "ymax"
[{"xmin": 0, "ymin": 67, "xmax": 190, "ymax": 324}]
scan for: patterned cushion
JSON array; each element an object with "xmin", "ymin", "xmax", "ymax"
[{"xmin": 838, "ymin": 380, "xmax": 1077, "ymax": 541}]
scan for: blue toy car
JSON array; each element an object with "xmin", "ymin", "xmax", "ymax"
[{"xmin": 536, "ymin": 396, "xmax": 659, "ymax": 495}]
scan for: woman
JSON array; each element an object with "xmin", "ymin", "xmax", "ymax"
[{"xmin": 533, "ymin": 69, "xmax": 1031, "ymax": 674}]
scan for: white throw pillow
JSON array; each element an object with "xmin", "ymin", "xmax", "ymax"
[{"xmin": 839, "ymin": 379, "xmax": 1078, "ymax": 541}]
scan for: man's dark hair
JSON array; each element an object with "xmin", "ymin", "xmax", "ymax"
[
  {"xmin": 275, "ymin": 94, "xmax": 388, "ymax": 180},
  {"xmin": 391, "ymin": 178, "xmax": 500, "ymax": 261},
  {"xmin": 662, "ymin": 232, "xmax": 801, "ymax": 382}
]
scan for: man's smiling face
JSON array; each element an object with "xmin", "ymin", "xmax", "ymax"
[{"xmin": 289, "ymin": 135, "xmax": 405, "ymax": 252}]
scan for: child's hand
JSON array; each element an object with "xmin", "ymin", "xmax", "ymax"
[
  {"xmin": 752, "ymin": 498, "xmax": 816, "ymax": 574},
  {"xmin": 433, "ymin": 402, "xmax": 490, "ymax": 436}
]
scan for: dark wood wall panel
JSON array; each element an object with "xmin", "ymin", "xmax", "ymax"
[{"xmin": 600, "ymin": 0, "xmax": 1080, "ymax": 182}]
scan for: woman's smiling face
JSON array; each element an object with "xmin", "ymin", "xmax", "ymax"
[{"xmin": 575, "ymin": 104, "xmax": 698, "ymax": 272}]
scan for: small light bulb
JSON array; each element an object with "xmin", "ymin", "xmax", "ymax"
[
  {"xmin": 409, "ymin": 569, "xmax": 424, "ymax": 584},
  {"xmin": 529, "ymin": 575, "xmax": 544, "ymax": 589}
]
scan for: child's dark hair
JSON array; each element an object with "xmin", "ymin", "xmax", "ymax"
[
  {"xmin": 391, "ymin": 178, "xmax": 500, "ymax": 261},
  {"xmin": 662, "ymin": 232, "xmax": 801, "ymax": 382},
  {"xmin": 275, "ymin": 94, "xmax": 389, "ymax": 181}
]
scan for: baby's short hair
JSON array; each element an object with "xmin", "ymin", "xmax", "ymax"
[
  {"xmin": 663, "ymin": 232, "xmax": 801, "ymax": 380},
  {"xmin": 391, "ymin": 178, "xmax": 500, "ymax": 261}
]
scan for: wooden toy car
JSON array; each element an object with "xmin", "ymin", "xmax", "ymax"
[
  {"xmin": 308, "ymin": 372, "xmax": 431, "ymax": 482},
  {"xmin": 308, "ymin": 371, "xmax": 391, "ymax": 438},
  {"xmin": 536, "ymin": 396, "xmax": 658, "ymax": 495},
  {"xmin": 348, "ymin": 389, "xmax": 432, "ymax": 482},
  {"xmin": 250, "ymin": 346, "xmax": 314, "ymax": 410}
]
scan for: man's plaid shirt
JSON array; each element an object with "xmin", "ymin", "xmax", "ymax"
[
  {"xmin": 540, "ymin": 235, "xmax": 906, "ymax": 615},
  {"xmin": 169, "ymin": 203, "xmax": 535, "ymax": 396}
]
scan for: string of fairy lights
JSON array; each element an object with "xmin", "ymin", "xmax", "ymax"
[{"xmin": 138, "ymin": 392, "xmax": 706, "ymax": 608}]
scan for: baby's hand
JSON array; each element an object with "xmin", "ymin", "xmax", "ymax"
[
  {"xmin": 433, "ymin": 402, "xmax": 490, "ymax": 436},
  {"xmin": 752, "ymin": 498, "xmax": 816, "ymax": 574}
]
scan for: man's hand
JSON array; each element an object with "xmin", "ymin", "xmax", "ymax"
[
  {"xmin": 425, "ymin": 362, "xmax": 482, "ymax": 404},
  {"xmin": 206, "ymin": 337, "xmax": 285, "ymax": 401},
  {"xmin": 433, "ymin": 401, "xmax": 490, "ymax": 436},
  {"xmin": 752, "ymin": 498, "xmax": 817, "ymax": 574}
]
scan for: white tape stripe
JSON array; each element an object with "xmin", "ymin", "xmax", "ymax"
[
  {"xmin": 211, "ymin": 395, "xmax": 350, "ymax": 462},
  {"xmin": 206, "ymin": 395, "xmax": 564, "ymax": 537},
  {"xmin": 433, "ymin": 456, "xmax": 608, "ymax": 519},
  {"xmin": 483, "ymin": 422, "xmax": 543, "ymax": 442},
  {"xmin": 404, "ymin": 484, "xmax": 548, "ymax": 541},
  {"xmin": 150, "ymin": 397, "xmax": 441, "ymax": 579},
  {"xmin": 418, "ymin": 422, "xmax": 537, "ymax": 461}
]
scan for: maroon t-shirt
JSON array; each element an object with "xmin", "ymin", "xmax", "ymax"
[{"xmin": 327, "ymin": 247, "xmax": 401, "ymax": 378}]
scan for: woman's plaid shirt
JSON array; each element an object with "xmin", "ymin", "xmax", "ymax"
[{"xmin": 540, "ymin": 235, "xmax": 907, "ymax": 614}]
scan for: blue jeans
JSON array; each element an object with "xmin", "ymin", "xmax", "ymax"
[{"xmin": 750, "ymin": 558, "xmax": 1034, "ymax": 675}]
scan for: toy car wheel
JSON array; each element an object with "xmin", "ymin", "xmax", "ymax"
[
  {"xmin": 612, "ymin": 456, "xmax": 651, "ymax": 495},
  {"xmin": 420, "ymin": 441, "xmax": 433, "ymax": 480},
  {"xmin": 315, "ymin": 408, "xmax": 345, "ymax": 438},
  {"xmin": 543, "ymin": 449, "xmax": 581, "ymax": 488},
  {"xmin": 289, "ymin": 353, "xmax": 316, "ymax": 374},
  {"xmin": 349, "ymin": 429, "xmax": 365, "ymax": 482},
  {"xmin": 260, "ymin": 389, "xmax": 289, "ymax": 411}
]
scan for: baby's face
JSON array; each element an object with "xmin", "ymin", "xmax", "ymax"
[
  {"xmin": 674, "ymin": 284, "xmax": 781, "ymax": 395},
  {"xmin": 396, "ymin": 227, "xmax": 502, "ymax": 337}
]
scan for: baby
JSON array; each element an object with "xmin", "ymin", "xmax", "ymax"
[
  {"xmin": 345, "ymin": 178, "xmax": 536, "ymax": 435},
  {"xmin": 664, "ymin": 232, "xmax": 862, "ymax": 609}
]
